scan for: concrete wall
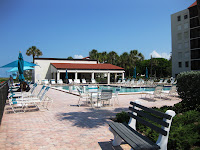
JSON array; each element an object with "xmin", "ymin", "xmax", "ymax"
[
  {"xmin": 34, "ymin": 58, "xmax": 97, "ymax": 83},
  {"xmin": 171, "ymin": 9, "xmax": 191, "ymax": 77}
]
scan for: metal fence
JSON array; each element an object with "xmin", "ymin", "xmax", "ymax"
[{"xmin": 0, "ymin": 80, "xmax": 9, "ymax": 125}]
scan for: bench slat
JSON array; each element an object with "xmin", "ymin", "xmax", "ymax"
[
  {"xmin": 109, "ymin": 122, "xmax": 160, "ymax": 150},
  {"xmin": 128, "ymin": 112, "xmax": 167, "ymax": 136},
  {"xmin": 130, "ymin": 101, "xmax": 171, "ymax": 120},
  {"xmin": 129, "ymin": 107, "xmax": 169, "ymax": 127}
]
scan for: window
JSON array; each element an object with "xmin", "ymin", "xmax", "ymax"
[
  {"xmin": 177, "ymin": 33, "xmax": 182, "ymax": 40},
  {"xmin": 184, "ymin": 23, "xmax": 188, "ymax": 29},
  {"xmin": 185, "ymin": 61, "xmax": 189, "ymax": 67},
  {"xmin": 184, "ymin": 31, "xmax": 189, "ymax": 39},
  {"xmin": 177, "ymin": 16, "xmax": 181, "ymax": 21},
  {"xmin": 191, "ymin": 49, "xmax": 200, "ymax": 59},
  {"xmin": 178, "ymin": 43, "xmax": 182, "ymax": 49},
  {"xmin": 191, "ymin": 60, "xmax": 200, "ymax": 70},
  {"xmin": 185, "ymin": 51, "xmax": 189, "ymax": 58},
  {"xmin": 178, "ymin": 52, "xmax": 182, "ymax": 59},
  {"xmin": 184, "ymin": 42, "xmax": 189, "ymax": 48},
  {"xmin": 184, "ymin": 15, "xmax": 188, "ymax": 19},
  {"xmin": 178, "ymin": 62, "xmax": 182, "ymax": 68},
  {"xmin": 178, "ymin": 25, "xmax": 182, "ymax": 30}
]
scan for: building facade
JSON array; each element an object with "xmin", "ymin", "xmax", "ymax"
[
  {"xmin": 34, "ymin": 58, "xmax": 125, "ymax": 84},
  {"xmin": 171, "ymin": 1, "xmax": 200, "ymax": 77}
]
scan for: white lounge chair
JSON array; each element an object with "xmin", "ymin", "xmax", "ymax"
[
  {"xmin": 57, "ymin": 79, "xmax": 63, "ymax": 84},
  {"xmin": 68, "ymin": 79, "xmax": 73, "ymax": 84},
  {"xmin": 162, "ymin": 85, "xmax": 178, "ymax": 97},
  {"xmin": 82, "ymin": 79, "xmax": 87, "ymax": 84},
  {"xmin": 41, "ymin": 79, "xmax": 49, "ymax": 85},
  {"xmin": 130, "ymin": 79, "xmax": 135, "ymax": 86},
  {"xmin": 50, "ymin": 79, "xmax": 56, "ymax": 85},
  {"xmin": 91, "ymin": 79, "xmax": 97, "ymax": 84},
  {"xmin": 76, "ymin": 79, "xmax": 81, "ymax": 84},
  {"xmin": 116, "ymin": 80, "xmax": 121, "ymax": 84},
  {"xmin": 9, "ymin": 86, "xmax": 52, "ymax": 113},
  {"xmin": 144, "ymin": 86, "xmax": 163, "ymax": 99}
]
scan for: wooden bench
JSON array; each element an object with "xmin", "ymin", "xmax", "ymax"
[{"xmin": 108, "ymin": 101, "xmax": 176, "ymax": 150}]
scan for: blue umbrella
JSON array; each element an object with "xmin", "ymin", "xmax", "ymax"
[
  {"xmin": 65, "ymin": 69, "xmax": 68, "ymax": 79},
  {"xmin": 133, "ymin": 67, "xmax": 136, "ymax": 79},
  {"xmin": 145, "ymin": 67, "xmax": 148, "ymax": 79},
  {"xmin": 18, "ymin": 52, "xmax": 25, "ymax": 82},
  {"xmin": 7, "ymin": 66, "xmax": 34, "ymax": 72},
  {"xmin": 0, "ymin": 60, "xmax": 37, "ymax": 68}
]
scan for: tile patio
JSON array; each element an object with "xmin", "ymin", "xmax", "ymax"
[{"xmin": 0, "ymin": 85, "xmax": 181, "ymax": 150}]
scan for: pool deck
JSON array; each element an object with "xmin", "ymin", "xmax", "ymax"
[{"xmin": 0, "ymin": 85, "xmax": 181, "ymax": 150}]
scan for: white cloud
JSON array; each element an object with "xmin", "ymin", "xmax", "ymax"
[
  {"xmin": 150, "ymin": 50, "xmax": 170, "ymax": 60},
  {"xmin": 74, "ymin": 55, "xmax": 83, "ymax": 59}
]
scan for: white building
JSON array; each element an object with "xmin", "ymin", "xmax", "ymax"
[
  {"xmin": 171, "ymin": 1, "xmax": 200, "ymax": 77},
  {"xmin": 34, "ymin": 58, "xmax": 125, "ymax": 84}
]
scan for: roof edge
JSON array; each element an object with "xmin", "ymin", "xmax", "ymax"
[
  {"xmin": 188, "ymin": 1, "xmax": 197, "ymax": 8},
  {"xmin": 35, "ymin": 57, "xmax": 97, "ymax": 61}
]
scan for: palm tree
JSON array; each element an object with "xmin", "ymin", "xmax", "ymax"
[
  {"xmin": 107, "ymin": 51, "xmax": 119, "ymax": 65},
  {"xmin": 89, "ymin": 49, "xmax": 99, "ymax": 60},
  {"xmin": 26, "ymin": 46, "xmax": 43, "ymax": 63},
  {"xmin": 67, "ymin": 56, "xmax": 73, "ymax": 59}
]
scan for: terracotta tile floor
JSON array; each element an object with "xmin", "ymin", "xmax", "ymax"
[{"xmin": 0, "ymin": 85, "xmax": 181, "ymax": 150}]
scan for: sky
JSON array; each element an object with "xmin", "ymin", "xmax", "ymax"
[{"xmin": 0, "ymin": 0, "xmax": 195, "ymax": 77}]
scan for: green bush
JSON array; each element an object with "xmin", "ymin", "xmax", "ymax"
[
  {"xmin": 115, "ymin": 108, "xmax": 200, "ymax": 150},
  {"xmin": 115, "ymin": 111, "xmax": 129, "ymax": 123},
  {"xmin": 177, "ymin": 71, "xmax": 200, "ymax": 112}
]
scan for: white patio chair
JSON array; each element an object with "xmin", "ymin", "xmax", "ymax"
[
  {"xmin": 75, "ymin": 86, "xmax": 89, "ymax": 107},
  {"xmin": 97, "ymin": 89, "xmax": 113, "ymax": 107},
  {"xmin": 112, "ymin": 88, "xmax": 120, "ymax": 106}
]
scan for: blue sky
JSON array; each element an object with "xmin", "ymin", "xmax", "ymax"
[{"xmin": 0, "ymin": 0, "xmax": 195, "ymax": 77}]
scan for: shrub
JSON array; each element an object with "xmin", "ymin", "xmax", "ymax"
[
  {"xmin": 115, "ymin": 111, "xmax": 129, "ymax": 123},
  {"xmin": 177, "ymin": 71, "xmax": 200, "ymax": 112}
]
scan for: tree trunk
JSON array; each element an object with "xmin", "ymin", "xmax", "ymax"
[{"xmin": 32, "ymin": 55, "xmax": 35, "ymax": 63}]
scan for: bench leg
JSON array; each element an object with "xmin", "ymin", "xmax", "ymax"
[{"xmin": 109, "ymin": 127, "xmax": 123, "ymax": 146}]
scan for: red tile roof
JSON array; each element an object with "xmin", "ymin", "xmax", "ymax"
[
  {"xmin": 188, "ymin": 1, "xmax": 197, "ymax": 8},
  {"xmin": 51, "ymin": 63, "xmax": 124, "ymax": 70}
]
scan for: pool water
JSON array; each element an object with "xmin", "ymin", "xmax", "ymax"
[{"xmin": 55, "ymin": 85, "xmax": 171, "ymax": 93}]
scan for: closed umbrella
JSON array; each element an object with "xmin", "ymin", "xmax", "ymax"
[
  {"xmin": 18, "ymin": 52, "xmax": 25, "ymax": 82},
  {"xmin": 145, "ymin": 67, "xmax": 148, "ymax": 79},
  {"xmin": 65, "ymin": 69, "xmax": 68, "ymax": 79},
  {"xmin": 133, "ymin": 67, "xmax": 136, "ymax": 79},
  {"xmin": 65, "ymin": 69, "xmax": 68, "ymax": 83}
]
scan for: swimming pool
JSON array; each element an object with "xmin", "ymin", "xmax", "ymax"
[{"xmin": 54, "ymin": 85, "xmax": 171, "ymax": 93}]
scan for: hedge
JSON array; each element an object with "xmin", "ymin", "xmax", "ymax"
[{"xmin": 177, "ymin": 71, "xmax": 200, "ymax": 112}]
